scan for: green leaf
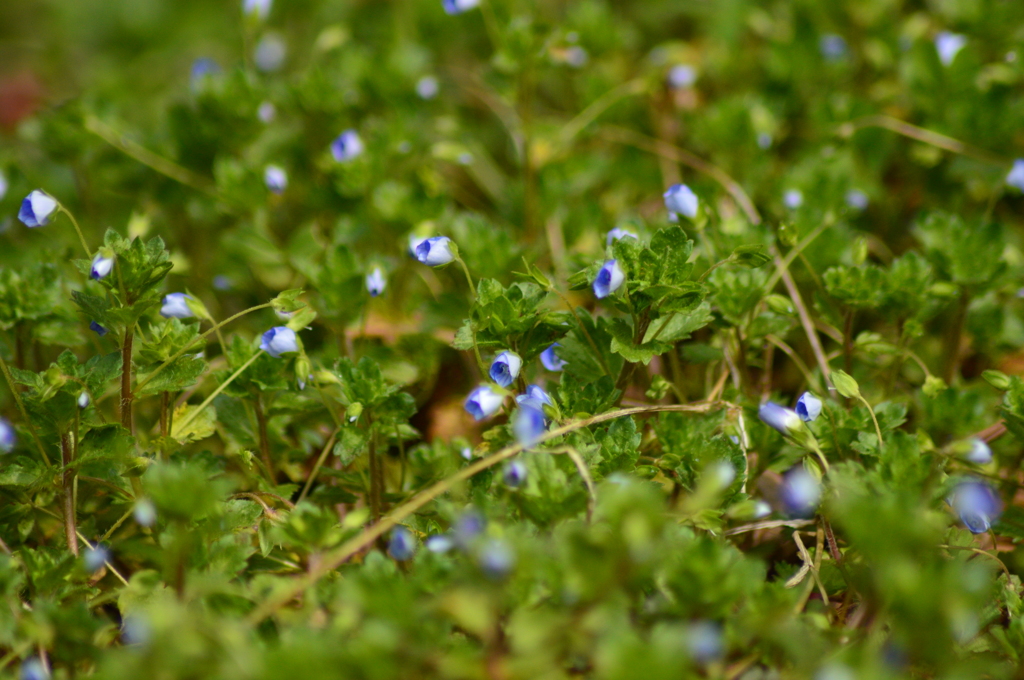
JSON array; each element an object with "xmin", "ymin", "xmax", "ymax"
[{"xmin": 171, "ymin": 404, "xmax": 218, "ymax": 443}]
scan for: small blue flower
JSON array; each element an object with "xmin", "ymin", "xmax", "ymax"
[
  {"xmin": 540, "ymin": 343, "xmax": 567, "ymax": 371},
  {"xmin": 513, "ymin": 406, "xmax": 546, "ymax": 447},
  {"xmin": 966, "ymin": 438, "xmax": 992, "ymax": 464},
  {"xmin": 89, "ymin": 321, "xmax": 109, "ymax": 337},
  {"xmin": 442, "ymin": 0, "xmax": 480, "ymax": 14},
  {"xmin": 0, "ymin": 171, "xmax": 7, "ymax": 201},
  {"xmin": 134, "ymin": 498, "xmax": 157, "ymax": 527},
  {"xmin": 160, "ymin": 293, "xmax": 194, "ymax": 319},
  {"xmin": 264, "ymin": 165, "xmax": 287, "ymax": 193},
  {"xmin": 83, "ymin": 543, "xmax": 110, "ymax": 573},
  {"xmin": 330, "ymin": 130, "xmax": 364, "ymax": 162},
  {"xmin": 1006, "ymin": 159, "xmax": 1024, "ymax": 192},
  {"xmin": 0, "ymin": 417, "xmax": 15, "ymax": 454},
  {"xmin": 515, "ymin": 384, "xmax": 553, "ymax": 411},
  {"xmin": 686, "ymin": 621, "xmax": 724, "ymax": 664},
  {"xmin": 388, "ymin": 526, "xmax": 416, "ymax": 561},
  {"xmin": 78, "ymin": 392, "xmax": 90, "ymax": 409},
  {"xmin": 819, "ymin": 34, "xmax": 848, "ymax": 61},
  {"xmin": 606, "ymin": 227, "xmax": 637, "ymax": 246},
  {"xmin": 757, "ymin": 132, "xmax": 773, "ymax": 149},
  {"xmin": 935, "ymin": 31, "xmax": 967, "ymax": 66},
  {"xmin": 845, "ymin": 189, "xmax": 869, "ymax": 210},
  {"xmin": 478, "ymin": 539, "xmax": 515, "ymax": 580},
  {"xmin": 413, "ymin": 236, "xmax": 455, "ymax": 266},
  {"xmin": 758, "ymin": 402, "xmax": 802, "ymax": 436},
  {"xmin": 257, "ymin": 101, "xmax": 276, "ymax": 123},
  {"xmin": 780, "ymin": 467, "xmax": 821, "ymax": 517},
  {"xmin": 213, "ymin": 275, "xmax": 233, "ymax": 291},
  {"xmin": 18, "ymin": 190, "xmax": 58, "ymax": 228},
  {"xmin": 668, "ymin": 64, "xmax": 697, "ymax": 89},
  {"xmin": 489, "ymin": 351, "xmax": 522, "ymax": 388},
  {"xmin": 783, "ymin": 189, "xmax": 804, "ymax": 210},
  {"xmin": 663, "ymin": 184, "xmax": 699, "ymax": 221},
  {"xmin": 90, "ymin": 252, "xmax": 114, "ymax": 280},
  {"xmin": 190, "ymin": 58, "xmax": 220, "ymax": 90},
  {"xmin": 593, "ymin": 259, "xmax": 625, "ymax": 299},
  {"xmin": 464, "ymin": 385, "xmax": 504, "ymax": 420},
  {"xmin": 260, "ymin": 326, "xmax": 299, "ymax": 358},
  {"xmin": 795, "ymin": 392, "xmax": 822, "ymax": 422},
  {"xmin": 243, "ymin": 0, "xmax": 272, "ymax": 19},
  {"xmin": 503, "ymin": 460, "xmax": 527, "ymax": 488},
  {"xmin": 950, "ymin": 480, "xmax": 1002, "ymax": 533},
  {"xmin": 366, "ymin": 266, "xmax": 386, "ymax": 297},
  {"xmin": 19, "ymin": 658, "xmax": 48, "ymax": 680},
  {"xmin": 121, "ymin": 615, "xmax": 151, "ymax": 646},
  {"xmin": 426, "ymin": 534, "xmax": 455, "ymax": 553},
  {"xmin": 453, "ymin": 508, "xmax": 486, "ymax": 547},
  {"xmin": 416, "ymin": 75, "xmax": 439, "ymax": 99},
  {"xmin": 254, "ymin": 34, "xmax": 286, "ymax": 72}
]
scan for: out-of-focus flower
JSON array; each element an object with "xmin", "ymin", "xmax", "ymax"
[
  {"xmin": 541, "ymin": 343, "xmax": 567, "ymax": 371},
  {"xmin": 78, "ymin": 392, "xmax": 90, "ymax": 409},
  {"xmin": 606, "ymin": 227, "xmax": 637, "ymax": 245},
  {"xmin": 0, "ymin": 171, "xmax": 7, "ymax": 201},
  {"xmin": 464, "ymin": 385, "xmax": 504, "ymax": 420},
  {"xmin": 513, "ymin": 406, "xmax": 546, "ymax": 447},
  {"xmin": 453, "ymin": 508, "xmax": 486, "ymax": 547},
  {"xmin": 784, "ymin": 189, "xmax": 804, "ymax": 209},
  {"xmin": 89, "ymin": 321, "xmax": 109, "ymax": 337},
  {"xmin": 795, "ymin": 392, "xmax": 822, "ymax": 422},
  {"xmin": 331, "ymin": 130, "xmax": 364, "ymax": 162},
  {"xmin": 0, "ymin": 417, "xmax": 15, "ymax": 453},
  {"xmin": 935, "ymin": 31, "xmax": 967, "ymax": 66},
  {"xmin": 19, "ymin": 658, "xmax": 48, "ymax": 680},
  {"xmin": 966, "ymin": 438, "xmax": 992, "ymax": 464},
  {"xmin": 18, "ymin": 190, "xmax": 57, "ymax": 228},
  {"xmin": 593, "ymin": 260, "xmax": 625, "ymax": 299},
  {"xmin": 134, "ymin": 498, "xmax": 157, "ymax": 527},
  {"xmin": 757, "ymin": 132, "xmax": 773, "ymax": 149},
  {"xmin": 416, "ymin": 75, "xmax": 439, "ymax": 99},
  {"xmin": 686, "ymin": 621, "xmax": 724, "ymax": 664},
  {"xmin": 83, "ymin": 544, "xmax": 110, "ymax": 573},
  {"xmin": 478, "ymin": 538, "xmax": 515, "ymax": 579},
  {"xmin": 260, "ymin": 326, "xmax": 299, "ymax": 357},
  {"xmin": 190, "ymin": 58, "xmax": 220, "ymax": 89},
  {"xmin": 243, "ymin": 0, "xmax": 271, "ymax": 20},
  {"xmin": 254, "ymin": 34, "xmax": 286, "ymax": 72},
  {"xmin": 1006, "ymin": 159, "xmax": 1024, "ymax": 192},
  {"xmin": 819, "ymin": 34, "xmax": 848, "ymax": 61},
  {"xmin": 668, "ymin": 64, "xmax": 697, "ymax": 89},
  {"xmin": 264, "ymin": 165, "xmax": 287, "ymax": 193},
  {"xmin": 388, "ymin": 526, "xmax": 416, "ymax": 561},
  {"xmin": 160, "ymin": 293, "xmax": 194, "ymax": 319},
  {"xmin": 950, "ymin": 480, "xmax": 1002, "ymax": 533},
  {"xmin": 489, "ymin": 351, "xmax": 522, "ymax": 388},
  {"xmin": 845, "ymin": 189, "xmax": 869, "ymax": 210},
  {"xmin": 780, "ymin": 467, "xmax": 821, "ymax": 517},
  {"xmin": 413, "ymin": 236, "xmax": 455, "ymax": 266},
  {"xmin": 516, "ymin": 384, "xmax": 552, "ymax": 411},
  {"xmin": 758, "ymin": 402, "xmax": 802, "ymax": 436},
  {"xmin": 663, "ymin": 184, "xmax": 699, "ymax": 221},
  {"xmin": 426, "ymin": 534, "xmax": 455, "ymax": 553},
  {"xmin": 503, "ymin": 460, "xmax": 527, "ymax": 487},
  {"xmin": 366, "ymin": 266, "xmax": 386, "ymax": 297},
  {"xmin": 257, "ymin": 101, "xmax": 276, "ymax": 123},
  {"xmin": 443, "ymin": 0, "xmax": 479, "ymax": 14}
]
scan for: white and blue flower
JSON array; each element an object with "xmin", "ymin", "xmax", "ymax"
[
  {"xmin": 516, "ymin": 384, "xmax": 553, "ymax": 411},
  {"xmin": 331, "ymin": 130, "xmax": 364, "ymax": 162},
  {"xmin": 845, "ymin": 189, "xmax": 869, "ymax": 211},
  {"xmin": 686, "ymin": 621, "xmax": 724, "ymax": 664},
  {"xmin": 442, "ymin": 0, "xmax": 480, "ymax": 14},
  {"xmin": 663, "ymin": 184, "xmax": 699, "ymax": 221},
  {"xmin": 966, "ymin": 438, "xmax": 992, "ymax": 464},
  {"xmin": 593, "ymin": 259, "xmax": 625, "ymax": 299},
  {"xmin": 190, "ymin": 58, "xmax": 221, "ymax": 90},
  {"xmin": 90, "ymin": 251, "xmax": 114, "ymax": 281},
  {"xmin": 83, "ymin": 543, "xmax": 110, "ymax": 574},
  {"xmin": 416, "ymin": 75, "xmax": 439, "ymax": 99},
  {"xmin": 795, "ymin": 392, "xmax": 822, "ymax": 422},
  {"xmin": 758, "ymin": 402, "xmax": 802, "ymax": 436},
  {"xmin": 160, "ymin": 293, "xmax": 194, "ymax": 319},
  {"xmin": 134, "ymin": 498, "xmax": 157, "ymax": 527},
  {"xmin": 668, "ymin": 64, "xmax": 697, "ymax": 89},
  {"xmin": 950, "ymin": 480, "xmax": 1001, "ymax": 533},
  {"xmin": 78, "ymin": 392, "xmax": 91, "ymax": 410},
  {"xmin": 19, "ymin": 658, "xmax": 47, "ymax": 680},
  {"xmin": 935, "ymin": 31, "xmax": 967, "ymax": 66},
  {"xmin": 366, "ymin": 266, "xmax": 386, "ymax": 297},
  {"xmin": 254, "ymin": 34, "xmax": 286, "ymax": 72},
  {"xmin": 503, "ymin": 460, "xmax": 527, "ymax": 488},
  {"xmin": 257, "ymin": 101, "xmax": 276, "ymax": 123},
  {"xmin": 0, "ymin": 171, "xmax": 7, "ymax": 201},
  {"xmin": 819, "ymin": 34, "xmax": 848, "ymax": 61},
  {"xmin": 606, "ymin": 227, "xmax": 637, "ymax": 246},
  {"xmin": 18, "ymin": 190, "xmax": 58, "ymax": 228},
  {"xmin": 478, "ymin": 538, "xmax": 515, "ymax": 579},
  {"xmin": 243, "ymin": 0, "xmax": 272, "ymax": 19},
  {"xmin": 1006, "ymin": 159, "xmax": 1024, "ymax": 192},
  {"xmin": 260, "ymin": 326, "xmax": 299, "ymax": 358},
  {"xmin": 0, "ymin": 417, "xmax": 15, "ymax": 454},
  {"xmin": 513, "ymin": 406, "xmax": 546, "ymax": 447},
  {"xmin": 464, "ymin": 385, "xmax": 504, "ymax": 421},
  {"xmin": 413, "ymin": 236, "xmax": 455, "ymax": 267},
  {"xmin": 264, "ymin": 165, "xmax": 287, "ymax": 193},
  {"xmin": 540, "ymin": 343, "xmax": 567, "ymax": 371},
  {"xmin": 783, "ymin": 189, "xmax": 804, "ymax": 210},
  {"xmin": 489, "ymin": 351, "xmax": 522, "ymax": 388},
  {"xmin": 425, "ymin": 534, "xmax": 455, "ymax": 553},
  {"xmin": 388, "ymin": 526, "xmax": 416, "ymax": 561},
  {"xmin": 779, "ymin": 466, "xmax": 821, "ymax": 517}
]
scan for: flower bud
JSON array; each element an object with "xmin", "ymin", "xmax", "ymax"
[
  {"xmin": 416, "ymin": 75, "xmax": 439, "ymax": 99},
  {"xmin": 160, "ymin": 293, "xmax": 195, "ymax": 319},
  {"xmin": 758, "ymin": 402, "xmax": 802, "ymax": 436},
  {"xmin": 845, "ymin": 189, "xmax": 868, "ymax": 211},
  {"xmin": 331, "ymin": 130, "xmax": 364, "ymax": 162},
  {"xmin": 783, "ymin": 189, "xmax": 803, "ymax": 210},
  {"xmin": 18, "ymin": 190, "xmax": 58, "ymax": 228},
  {"xmin": 950, "ymin": 480, "xmax": 1001, "ymax": 533},
  {"xmin": 540, "ymin": 343, "xmax": 567, "ymax": 371},
  {"xmin": 606, "ymin": 227, "xmax": 637, "ymax": 246},
  {"xmin": 593, "ymin": 259, "xmax": 624, "ymax": 299},
  {"xmin": 413, "ymin": 236, "xmax": 455, "ymax": 266},
  {"xmin": 668, "ymin": 64, "xmax": 697, "ymax": 89},
  {"xmin": 515, "ymin": 384, "xmax": 553, "ymax": 411},
  {"xmin": 89, "ymin": 321, "xmax": 109, "ymax": 337},
  {"xmin": 78, "ymin": 392, "xmax": 91, "ymax": 409},
  {"xmin": 663, "ymin": 184, "xmax": 698, "ymax": 221},
  {"xmin": 795, "ymin": 392, "xmax": 822, "ymax": 422},
  {"xmin": 388, "ymin": 526, "xmax": 416, "ymax": 561},
  {"xmin": 935, "ymin": 31, "xmax": 967, "ymax": 66},
  {"xmin": 503, "ymin": 460, "xmax": 527, "ymax": 488},
  {"xmin": 965, "ymin": 438, "xmax": 992, "ymax": 464},
  {"xmin": 90, "ymin": 250, "xmax": 115, "ymax": 280},
  {"xmin": 366, "ymin": 266, "xmax": 386, "ymax": 297},
  {"xmin": 426, "ymin": 534, "xmax": 455, "ymax": 553},
  {"xmin": 489, "ymin": 351, "xmax": 522, "ymax": 388},
  {"xmin": 464, "ymin": 385, "xmax": 504, "ymax": 420},
  {"xmin": 260, "ymin": 326, "xmax": 299, "ymax": 358}
]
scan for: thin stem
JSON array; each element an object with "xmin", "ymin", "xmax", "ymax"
[
  {"xmin": 858, "ymin": 395, "xmax": 885, "ymax": 454},
  {"xmin": 842, "ymin": 309, "xmax": 854, "ymax": 375},
  {"xmin": 0, "ymin": 352, "xmax": 51, "ymax": 465},
  {"xmin": 297, "ymin": 428, "xmax": 340, "ymax": 504},
  {"xmin": 254, "ymin": 393, "xmax": 275, "ymax": 483},
  {"xmin": 942, "ymin": 290, "xmax": 971, "ymax": 384},
  {"xmin": 454, "ymin": 257, "xmax": 487, "ymax": 373},
  {"xmin": 60, "ymin": 433, "xmax": 79, "ymax": 556},
  {"xmin": 247, "ymin": 400, "xmax": 722, "ymax": 624},
  {"xmin": 763, "ymin": 221, "xmax": 832, "ymax": 293},
  {"xmin": 771, "ymin": 246, "xmax": 831, "ymax": 381},
  {"xmin": 57, "ymin": 205, "xmax": 91, "ymax": 258},
  {"xmin": 134, "ymin": 302, "xmax": 273, "ymax": 394},
  {"xmin": 120, "ymin": 329, "xmax": 134, "ymax": 434},
  {"xmin": 837, "ymin": 115, "xmax": 1007, "ymax": 167},
  {"xmin": 174, "ymin": 350, "xmax": 263, "ymax": 434}
]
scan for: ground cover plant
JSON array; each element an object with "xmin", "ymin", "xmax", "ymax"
[{"xmin": 4, "ymin": 0, "xmax": 1024, "ymax": 677}]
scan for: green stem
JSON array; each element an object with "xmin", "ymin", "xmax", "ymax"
[
  {"xmin": 57, "ymin": 205, "xmax": 91, "ymax": 258},
  {"xmin": 60, "ymin": 433, "xmax": 79, "ymax": 556},
  {"xmin": 297, "ymin": 428, "xmax": 340, "ymax": 505},
  {"xmin": 175, "ymin": 350, "xmax": 263, "ymax": 434},
  {"xmin": 120, "ymin": 329, "xmax": 134, "ymax": 434},
  {"xmin": 455, "ymin": 257, "xmax": 486, "ymax": 373},
  {"xmin": 254, "ymin": 392, "xmax": 274, "ymax": 482},
  {"xmin": 134, "ymin": 302, "xmax": 273, "ymax": 394},
  {"xmin": 858, "ymin": 395, "xmax": 885, "ymax": 454},
  {"xmin": 0, "ymin": 352, "xmax": 51, "ymax": 466}
]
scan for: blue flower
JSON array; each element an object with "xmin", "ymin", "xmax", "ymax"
[
  {"xmin": 388, "ymin": 526, "xmax": 416, "ymax": 561},
  {"xmin": 260, "ymin": 326, "xmax": 299, "ymax": 358},
  {"xmin": 413, "ymin": 236, "xmax": 455, "ymax": 266},
  {"xmin": 593, "ymin": 259, "xmax": 625, "ymax": 299},
  {"xmin": 819, "ymin": 34, "xmax": 848, "ymax": 61},
  {"xmin": 18, "ymin": 190, "xmax": 58, "ymax": 228},
  {"xmin": 90, "ymin": 251, "xmax": 114, "ymax": 280},
  {"xmin": 663, "ymin": 184, "xmax": 698, "ymax": 221},
  {"xmin": 780, "ymin": 466, "xmax": 821, "ymax": 517},
  {"xmin": 416, "ymin": 75, "xmax": 439, "ymax": 99},
  {"xmin": 442, "ymin": 0, "xmax": 480, "ymax": 14},
  {"xmin": 134, "ymin": 498, "xmax": 157, "ymax": 527},
  {"xmin": 795, "ymin": 392, "xmax": 822, "ymax": 422},
  {"xmin": 453, "ymin": 508, "xmax": 486, "ymax": 547},
  {"xmin": 254, "ymin": 34, "xmax": 286, "ymax": 72},
  {"xmin": 83, "ymin": 543, "xmax": 110, "ymax": 573},
  {"xmin": 489, "ymin": 351, "xmax": 522, "ymax": 388},
  {"xmin": 668, "ymin": 64, "xmax": 697, "ymax": 89},
  {"xmin": 515, "ymin": 384, "xmax": 552, "ymax": 411},
  {"xmin": 160, "ymin": 293, "xmax": 194, "ymax": 319},
  {"xmin": 783, "ymin": 189, "xmax": 803, "ymax": 210},
  {"xmin": 758, "ymin": 402, "xmax": 802, "ymax": 436},
  {"xmin": 331, "ymin": 130, "xmax": 364, "ymax": 162},
  {"xmin": 540, "ymin": 343, "xmax": 567, "ymax": 371},
  {"xmin": 606, "ymin": 227, "xmax": 637, "ymax": 246},
  {"xmin": 513, "ymin": 406, "xmax": 546, "ymax": 447},
  {"xmin": 464, "ymin": 385, "xmax": 504, "ymax": 420},
  {"xmin": 1007, "ymin": 159, "xmax": 1024, "ymax": 192},
  {"xmin": 935, "ymin": 31, "xmax": 967, "ymax": 66},
  {"xmin": 89, "ymin": 321, "xmax": 109, "ymax": 337},
  {"xmin": 257, "ymin": 101, "xmax": 276, "ymax": 123},
  {"xmin": 503, "ymin": 460, "xmax": 527, "ymax": 488},
  {"xmin": 425, "ymin": 534, "xmax": 455, "ymax": 553},
  {"xmin": 121, "ymin": 614, "xmax": 151, "ymax": 646},
  {"xmin": 845, "ymin": 189, "xmax": 869, "ymax": 211},
  {"xmin": 686, "ymin": 621, "xmax": 724, "ymax": 664},
  {"xmin": 0, "ymin": 171, "xmax": 7, "ymax": 201},
  {"xmin": 190, "ymin": 58, "xmax": 220, "ymax": 90},
  {"xmin": 950, "ymin": 480, "xmax": 1001, "ymax": 533},
  {"xmin": 757, "ymin": 132, "xmax": 772, "ymax": 149},
  {"xmin": 966, "ymin": 438, "xmax": 992, "ymax": 464},
  {"xmin": 478, "ymin": 539, "xmax": 515, "ymax": 580},
  {"xmin": 0, "ymin": 417, "xmax": 15, "ymax": 454},
  {"xmin": 213, "ymin": 275, "xmax": 233, "ymax": 291},
  {"xmin": 243, "ymin": 0, "xmax": 272, "ymax": 19},
  {"xmin": 366, "ymin": 266, "xmax": 386, "ymax": 297},
  {"xmin": 264, "ymin": 165, "xmax": 287, "ymax": 193},
  {"xmin": 19, "ymin": 658, "xmax": 48, "ymax": 680},
  {"xmin": 78, "ymin": 392, "xmax": 90, "ymax": 409}
]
